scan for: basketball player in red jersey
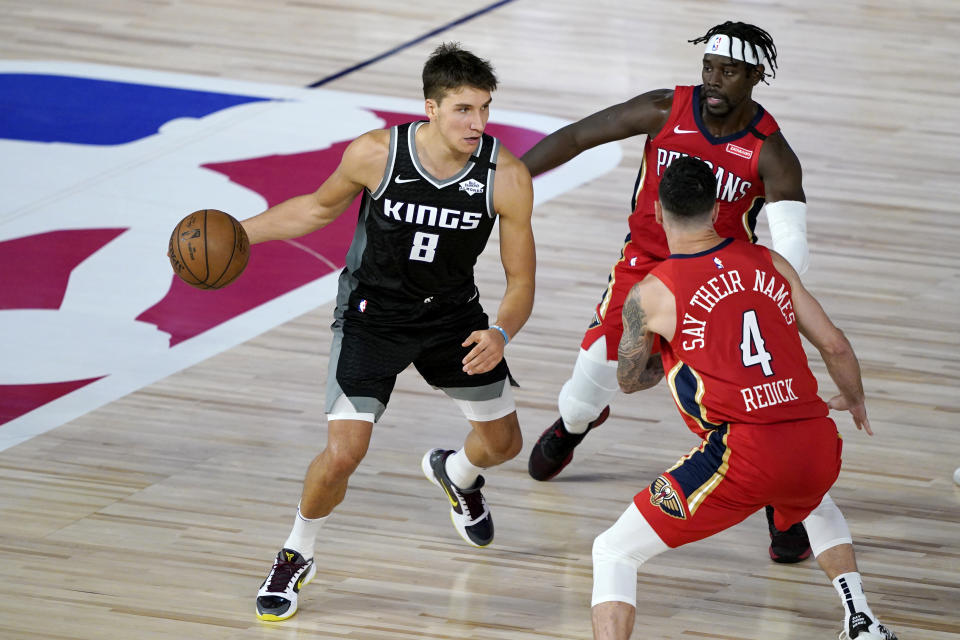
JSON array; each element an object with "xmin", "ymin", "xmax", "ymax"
[
  {"xmin": 523, "ymin": 21, "xmax": 812, "ymax": 562},
  {"xmin": 590, "ymin": 157, "xmax": 897, "ymax": 640}
]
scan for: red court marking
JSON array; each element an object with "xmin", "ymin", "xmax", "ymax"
[
  {"xmin": 0, "ymin": 229, "xmax": 127, "ymax": 310},
  {"xmin": 0, "ymin": 377, "xmax": 105, "ymax": 426}
]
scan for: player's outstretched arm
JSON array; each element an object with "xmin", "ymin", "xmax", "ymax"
[
  {"xmin": 241, "ymin": 130, "xmax": 389, "ymax": 245},
  {"xmin": 520, "ymin": 89, "xmax": 673, "ymax": 177},
  {"xmin": 617, "ymin": 276, "xmax": 673, "ymax": 393},
  {"xmin": 759, "ymin": 132, "xmax": 810, "ymax": 274},
  {"xmin": 461, "ymin": 149, "xmax": 535, "ymax": 375},
  {"xmin": 770, "ymin": 251, "xmax": 872, "ymax": 435}
]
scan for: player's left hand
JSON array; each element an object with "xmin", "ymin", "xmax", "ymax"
[{"xmin": 462, "ymin": 329, "xmax": 506, "ymax": 375}]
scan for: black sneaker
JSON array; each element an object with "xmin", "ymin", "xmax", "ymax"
[
  {"xmin": 255, "ymin": 548, "xmax": 316, "ymax": 621},
  {"xmin": 527, "ymin": 406, "xmax": 610, "ymax": 481},
  {"xmin": 765, "ymin": 505, "xmax": 812, "ymax": 563},
  {"xmin": 840, "ymin": 611, "xmax": 899, "ymax": 639},
  {"xmin": 421, "ymin": 448, "xmax": 493, "ymax": 547}
]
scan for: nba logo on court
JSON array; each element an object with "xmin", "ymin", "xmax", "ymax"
[{"xmin": 0, "ymin": 61, "xmax": 620, "ymax": 450}]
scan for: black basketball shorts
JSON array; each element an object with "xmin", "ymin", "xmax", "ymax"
[{"xmin": 324, "ymin": 296, "xmax": 511, "ymax": 421}]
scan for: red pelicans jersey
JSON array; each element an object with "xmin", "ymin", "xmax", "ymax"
[
  {"xmin": 630, "ymin": 85, "xmax": 779, "ymax": 259},
  {"xmin": 651, "ymin": 239, "xmax": 827, "ymax": 437}
]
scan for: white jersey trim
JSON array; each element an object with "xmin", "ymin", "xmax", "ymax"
[
  {"xmin": 485, "ymin": 137, "xmax": 500, "ymax": 218},
  {"xmin": 407, "ymin": 121, "xmax": 480, "ymax": 188}
]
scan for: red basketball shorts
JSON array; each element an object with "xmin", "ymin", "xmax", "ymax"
[
  {"xmin": 635, "ymin": 417, "xmax": 842, "ymax": 548},
  {"xmin": 582, "ymin": 242, "xmax": 664, "ymax": 361}
]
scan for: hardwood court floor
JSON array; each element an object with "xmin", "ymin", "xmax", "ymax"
[{"xmin": 1, "ymin": 1, "xmax": 959, "ymax": 638}]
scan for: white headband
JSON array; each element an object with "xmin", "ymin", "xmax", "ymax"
[{"xmin": 703, "ymin": 34, "xmax": 768, "ymax": 69}]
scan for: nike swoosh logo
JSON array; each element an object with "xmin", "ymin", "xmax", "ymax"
[
  {"xmin": 673, "ymin": 125, "xmax": 699, "ymax": 135},
  {"xmin": 442, "ymin": 485, "xmax": 459, "ymax": 509},
  {"xmin": 394, "ymin": 176, "xmax": 419, "ymax": 184}
]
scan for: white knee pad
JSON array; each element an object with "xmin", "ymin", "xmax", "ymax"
[
  {"xmin": 803, "ymin": 493, "xmax": 853, "ymax": 556},
  {"xmin": 558, "ymin": 338, "xmax": 619, "ymax": 431},
  {"xmin": 592, "ymin": 503, "xmax": 669, "ymax": 607}
]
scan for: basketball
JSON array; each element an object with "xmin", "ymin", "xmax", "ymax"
[{"xmin": 167, "ymin": 209, "xmax": 250, "ymax": 289}]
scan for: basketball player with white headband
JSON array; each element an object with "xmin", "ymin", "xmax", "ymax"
[
  {"xmin": 521, "ymin": 22, "xmax": 813, "ymax": 562},
  {"xmin": 701, "ymin": 31, "xmax": 809, "ymax": 270}
]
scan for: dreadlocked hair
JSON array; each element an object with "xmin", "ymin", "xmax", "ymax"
[{"xmin": 689, "ymin": 21, "xmax": 778, "ymax": 83}]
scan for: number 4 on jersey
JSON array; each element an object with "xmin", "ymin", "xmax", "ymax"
[{"xmin": 740, "ymin": 309, "xmax": 774, "ymax": 376}]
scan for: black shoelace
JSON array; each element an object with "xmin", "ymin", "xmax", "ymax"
[{"xmin": 265, "ymin": 558, "xmax": 307, "ymax": 592}]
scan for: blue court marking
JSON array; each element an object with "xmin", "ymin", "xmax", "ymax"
[
  {"xmin": 306, "ymin": 0, "xmax": 518, "ymax": 88},
  {"xmin": 0, "ymin": 74, "xmax": 269, "ymax": 145}
]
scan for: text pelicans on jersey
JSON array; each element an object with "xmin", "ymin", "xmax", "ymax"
[{"xmin": 656, "ymin": 148, "xmax": 753, "ymax": 203}]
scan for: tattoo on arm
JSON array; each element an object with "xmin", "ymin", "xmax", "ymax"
[{"xmin": 617, "ymin": 289, "xmax": 657, "ymax": 393}]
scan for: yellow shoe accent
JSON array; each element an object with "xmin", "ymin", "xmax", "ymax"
[
  {"xmin": 256, "ymin": 610, "xmax": 295, "ymax": 622},
  {"xmin": 442, "ymin": 484, "xmax": 460, "ymax": 509}
]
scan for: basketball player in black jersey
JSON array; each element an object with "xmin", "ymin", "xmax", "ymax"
[{"xmin": 239, "ymin": 43, "xmax": 535, "ymax": 621}]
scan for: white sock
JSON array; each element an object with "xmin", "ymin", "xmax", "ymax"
[
  {"xmin": 833, "ymin": 572, "xmax": 875, "ymax": 629},
  {"xmin": 444, "ymin": 448, "xmax": 484, "ymax": 489},
  {"xmin": 282, "ymin": 505, "xmax": 328, "ymax": 560}
]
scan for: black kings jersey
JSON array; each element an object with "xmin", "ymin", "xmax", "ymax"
[{"xmin": 345, "ymin": 121, "xmax": 500, "ymax": 302}]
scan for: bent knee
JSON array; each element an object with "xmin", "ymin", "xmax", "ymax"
[
  {"xmin": 593, "ymin": 527, "xmax": 633, "ymax": 566},
  {"xmin": 486, "ymin": 427, "xmax": 522, "ymax": 461},
  {"xmin": 323, "ymin": 445, "xmax": 367, "ymax": 477},
  {"xmin": 502, "ymin": 431, "xmax": 523, "ymax": 460}
]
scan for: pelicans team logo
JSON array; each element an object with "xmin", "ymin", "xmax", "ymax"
[{"xmin": 650, "ymin": 475, "xmax": 687, "ymax": 520}]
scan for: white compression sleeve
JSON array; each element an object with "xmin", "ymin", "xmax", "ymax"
[
  {"xmin": 592, "ymin": 503, "xmax": 669, "ymax": 607},
  {"xmin": 558, "ymin": 337, "xmax": 619, "ymax": 433},
  {"xmin": 765, "ymin": 200, "xmax": 809, "ymax": 274},
  {"xmin": 803, "ymin": 492, "xmax": 853, "ymax": 556}
]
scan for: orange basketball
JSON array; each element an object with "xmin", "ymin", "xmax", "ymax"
[{"xmin": 167, "ymin": 209, "xmax": 249, "ymax": 289}]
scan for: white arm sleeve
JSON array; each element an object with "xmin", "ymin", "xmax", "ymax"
[{"xmin": 765, "ymin": 200, "xmax": 809, "ymax": 274}]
